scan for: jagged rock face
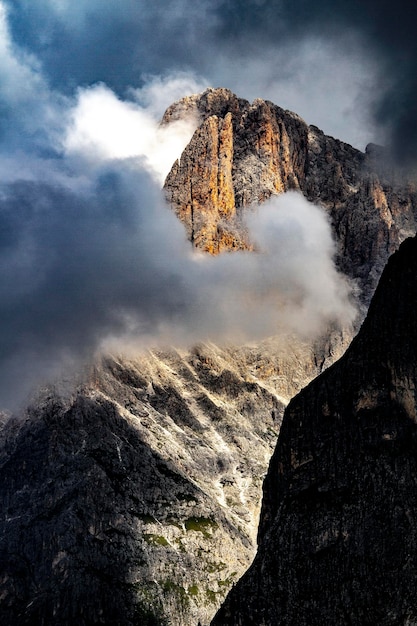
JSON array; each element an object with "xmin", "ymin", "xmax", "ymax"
[
  {"xmin": 164, "ymin": 88, "xmax": 308, "ymax": 255},
  {"xmin": 0, "ymin": 338, "xmax": 347, "ymax": 626},
  {"xmin": 1, "ymin": 339, "xmax": 329, "ymax": 626},
  {"xmin": 164, "ymin": 112, "xmax": 246, "ymax": 253},
  {"xmin": 165, "ymin": 88, "xmax": 417, "ymax": 301},
  {"xmin": 212, "ymin": 235, "xmax": 417, "ymax": 625}
]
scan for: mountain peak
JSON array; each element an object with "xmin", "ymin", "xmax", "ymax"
[
  {"xmin": 2, "ymin": 88, "xmax": 417, "ymax": 626},
  {"xmin": 164, "ymin": 88, "xmax": 417, "ymax": 306}
]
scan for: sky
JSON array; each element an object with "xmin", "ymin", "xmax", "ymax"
[{"xmin": 0, "ymin": 0, "xmax": 415, "ymax": 410}]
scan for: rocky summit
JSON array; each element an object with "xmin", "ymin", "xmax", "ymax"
[
  {"xmin": 1, "ymin": 88, "xmax": 417, "ymax": 626},
  {"xmin": 165, "ymin": 88, "xmax": 417, "ymax": 304},
  {"xmin": 212, "ymin": 235, "xmax": 417, "ymax": 625}
]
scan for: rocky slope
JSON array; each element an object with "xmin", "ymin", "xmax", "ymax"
[
  {"xmin": 212, "ymin": 235, "xmax": 417, "ymax": 625},
  {"xmin": 164, "ymin": 88, "xmax": 417, "ymax": 302},
  {"xmin": 0, "ymin": 338, "xmax": 328, "ymax": 626}
]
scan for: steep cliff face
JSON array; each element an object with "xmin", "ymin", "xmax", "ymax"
[
  {"xmin": 165, "ymin": 88, "xmax": 417, "ymax": 301},
  {"xmin": 164, "ymin": 112, "xmax": 246, "ymax": 253},
  {"xmin": 164, "ymin": 88, "xmax": 308, "ymax": 255},
  {"xmin": 212, "ymin": 235, "xmax": 417, "ymax": 625}
]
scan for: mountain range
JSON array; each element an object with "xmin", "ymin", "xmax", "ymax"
[{"xmin": 1, "ymin": 88, "xmax": 417, "ymax": 626}]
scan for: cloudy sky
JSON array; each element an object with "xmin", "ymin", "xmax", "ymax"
[{"xmin": 0, "ymin": 0, "xmax": 415, "ymax": 409}]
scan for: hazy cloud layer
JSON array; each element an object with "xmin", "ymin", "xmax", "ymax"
[
  {"xmin": 0, "ymin": 17, "xmax": 355, "ymax": 408},
  {"xmin": 2, "ymin": 0, "xmax": 414, "ymax": 408},
  {"xmin": 5, "ymin": 0, "xmax": 417, "ymax": 154},
  {"xmin": 0, "ymin": 170, "xmax": 355, "ymax": 410}
]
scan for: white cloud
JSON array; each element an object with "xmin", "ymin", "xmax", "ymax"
[
  {"xmin": 103, "ymin": 191, "xmax": 356, "ymax": 351},
  {"xmin": 181, "ymin": 192, "xmax": 356, "ymax": 343},
  {"xmin": 246, "ymin": 193, "xmax": 355, "ymax": 333},
  {"xmin": 129, "ymin": 72, "xmax": 207, "ymax": 119},
  {"xmin": 0, "ymin": 3, "xmax": 357, "ymax": 409},
  {"xmin": 64, "ymin": 80, "xmax": 201, "ymax": 184}
]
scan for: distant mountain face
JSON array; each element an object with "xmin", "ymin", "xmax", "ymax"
[
  {"xmin": 212, "ymin": 235, "xmax": 417, "ymax": 625},
  {"xmin": 1, "ymin": 89, "xmax": 417, "ymax": 626},
  {"xmin": 165, "ymin": 88, "xmax": 417, "ymax": 303}
]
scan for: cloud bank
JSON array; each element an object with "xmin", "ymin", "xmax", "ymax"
[
  {"xmin": 64, "ymin": 82, "xmax": 200, "ymax": 184},
  {"xmin": 6, "ymin": 0, "xmax": 417, "ymax": 156},
  {"xmin": 0, "ymin": 16, "xmax": 355, "ymax": 409},
  {"xmin": 0, "ymin": 166, "xmax": 355, "ymax": 410},
  {"xmin": 5, "ymin": 0, "xmax": 416, "ymax": 409}
]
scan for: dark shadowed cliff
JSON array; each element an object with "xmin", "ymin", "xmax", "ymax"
[
  {"xmin": 0, "ymin": 344, "xmax": 287, "ymax": 626},
  {"xmin": 212, "ymin": 235, "xmax": 417, "ymax": 625}
]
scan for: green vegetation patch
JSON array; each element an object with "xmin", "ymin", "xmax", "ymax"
[
  {"xmin": 205, "ymin": 588, "xmax": 219, "ymax": 604},
  {"xmin": 143, "ymin": 533, "xmax": 169, "ymax": 547},
  {"xmin": 173, "ymin": 537, "xmax": 186, "ymax": 552},
  {"xmin": 218, "ymin": 572, "xmax": 237, "ymax": 587},
  {"xmin": 184, "ymin": 516, "xmax": 218, "ymax": 538},
  {"xmin": 188, "ymin": 584, "xmax": 199, "ymax": 596},
  {"xmin": 205, "ymin": 561, "xmax": 227, "ymax": 573},
  {"xmin": 162, "ymin": 579, "xmax": 190, "ymax": 610}
]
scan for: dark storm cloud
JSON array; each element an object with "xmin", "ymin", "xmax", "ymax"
[
  {"xmin": 0, "ymin": 167, "xmax": 355, "ymax": 410},
  {"xmin": 213, "ymin": 0, "xmax": 417, "ymax": 160},
  {"xmin": 0, "ymin": 1, "xmax": 372, "ymax": 410},
  {"xmin": 6, "ymin": 0, "xmax": 417, "ymax": 157},
  {"xmin": 6, "ymin": 0, "xmax": 218, "ymax": 93},
  {"xmin": 0, "ymin": 166, "xmax": 202, "ymax": 409}
]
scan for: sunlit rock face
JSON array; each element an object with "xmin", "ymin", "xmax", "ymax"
[
  {"xmin": 164, "ymin": 111, "xmax": 243, "ymax": 253},
  {"xmin": 212, "ymin": 236, "xmax": 417, "ymax": 626},
  {"xmin": 165, "ymin": 88, "xmax": 417, "ymax": 303},
  {"xmin": 1, "ymin": 340, "xmax": 322, "ymax": 626}
]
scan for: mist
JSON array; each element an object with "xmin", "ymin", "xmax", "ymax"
[
  {"xmin": 4, "ymin": 0, "xmax": 407, "ymax": 410},
  {"xmin": 0, "ymin": 50, "xmax": 356, "ymax": 409},
  {"xmin": 0, "ymin": 163, "xmax": 355, "ymax": 411}
]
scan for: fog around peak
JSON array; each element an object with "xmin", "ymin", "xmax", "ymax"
[{"xmin": 5, "ymin": 0, "xmax": 414, "ymax": 408}]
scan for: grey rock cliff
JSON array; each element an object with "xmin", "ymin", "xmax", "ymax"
[
  {"xmin": 1, "ymin": 342, "xmax": 309, "ymax": 626},
  {"xmin": 212, "ymin": 235, "xmax": 417, "ymax": 625}
]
